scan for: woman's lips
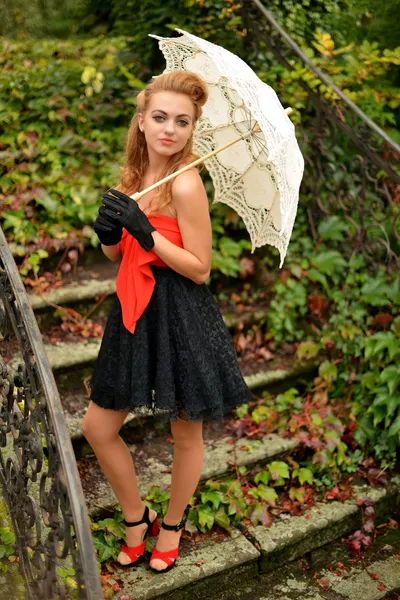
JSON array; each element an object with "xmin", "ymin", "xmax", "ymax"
[{"xmin": 160, "ymin": 139, "xmax": 174, "ymax": 145}]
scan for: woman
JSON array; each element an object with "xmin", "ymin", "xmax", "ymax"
[{"xmin": 83, "ymin": 71, "xmax": 253, "ymax": 573}]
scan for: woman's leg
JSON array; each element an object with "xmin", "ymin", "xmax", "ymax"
[
  {"xmin": 82, "ymin": 401, "xmax": 157, "ymax": 565},
  {"xmin": 150, "ymin": 417, "xmax": 204, "ymax": 571}
]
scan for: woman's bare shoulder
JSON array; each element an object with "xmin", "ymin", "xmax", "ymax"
[{"xmin": 172, "ymin": 167, "xmax": 203, "ymax": 194}]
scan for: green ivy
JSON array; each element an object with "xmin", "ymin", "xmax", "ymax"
[{"xmin": 0, "ymin": 36, "xmax": 144, "ymax": 273}]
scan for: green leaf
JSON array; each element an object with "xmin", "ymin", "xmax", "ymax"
[
  {"xmin": 369, "ymin": 332, "xmax": 395, "ymax": 359},
  {"xmin": 146, "ymin": 486, "xmax": 170, "ymax": 503},
  {"xmin": 311, "ymin": 413, "xmax": 323, "ymax": 426},
  {"xmin": 319, "ymin": 360, "xmax": 338, "ymax": 382},
  {"xmin": 201, "ymin": 491, "xmax": 222, "ymax": 511},
  {"xmin": 296, "ymin": 341, "xmax": 322, "ymax": 360},
  {"xmin": 296, "ymin": 468, "xmax": 314, "ymax": 485},
  {"xmin": 268, "ymin": 461, "xmax": 290, "ymax": 481},
  {"xmin": 0, "ymin": 529, "xmax": 15, "ymax": 545},
  {"xmin": 93, "ymin": 535, "xmax": 114, "ymax": 563},
  {"xmin": 311, "ymin": 251, "xmax": 346, "ymax": 276},
  {"xmin": 198, "ymin": 505, "xmax": 215, "ymax": 530},
  {"xmin": 380, "ymin": 366, "xmax": 400, "ymax": 394},
  {"xmin": 360, "ymin": 277, "xmax": 391, "ymax": 306},
  {"xmin": 251, "ymin": 405, "xmax": 270, "ymax": 425},
  {"xmin": 387, "ymin": 277, "xmax": 400, "ymax": 305},
  {"xmin": 205, "ymin": 479, "xmax": 221, "ymax": 491},
  {"xmin": 96, "ymin": 518, "xmax": 125, "ymax": 539},
  {"xmin": 236, "ymin": 403, "xmax": 249, "ymax": 418},
  {"xmin": 257, "ymin": 485, "xmax": 278, "ymax": 506},
  {"xmin": 318, "ymin": 215, "xmax": 348, "ymax": 242},
  {"xmin": 289, "ymin": 487, "xmax": 305, "ymax": 502},
  {"xmin": 388, "ymin": 415, "xmax": 400, "ymax": 438},
  {"xmin": 254, "ymin": 470, "xmax": 270, "ymax": 486},
  {"xmin": 307, "ymin": 268, "xmax": 329, "ymax": 290},
  {"xmin": 214, "ymin": 506, "xmax": 231, "ymax": 531}
]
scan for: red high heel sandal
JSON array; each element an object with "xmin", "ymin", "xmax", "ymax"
[
  {"xmin": 119, "ymin": 505, "xmax": 159, "ymax": 567},
  {"xmin": 149, "ymin": 517, "xmax": 186, "ymax": 574}
]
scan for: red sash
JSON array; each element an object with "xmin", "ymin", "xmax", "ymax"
[{"xmin": 117, "ymin": 214, "xmax": 183, "ymax": 333}]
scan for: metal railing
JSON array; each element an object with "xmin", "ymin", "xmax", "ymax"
[
  {"xmin": 0, "ymin": 226, "xmax": 102, "ymax": 599},
  {"xmin": 243, "ymin": 0, "xmax": 400, "ymax": 270}
]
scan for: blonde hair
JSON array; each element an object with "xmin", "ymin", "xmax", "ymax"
[{"xmin": 119, "ymin": 71, "xmax": 208, "ymax": 214}]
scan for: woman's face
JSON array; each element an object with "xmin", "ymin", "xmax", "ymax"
[{"xmin": 138, "ymin": 91, "xmax": 195, "ymax": 159}]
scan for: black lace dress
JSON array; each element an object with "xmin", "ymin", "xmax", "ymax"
[{"xmin": 89, "ymin": 266, "xmax": 254, "ymax": 422}]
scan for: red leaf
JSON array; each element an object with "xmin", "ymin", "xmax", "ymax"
[
  {"xmin": 363, "ymin": 520, "xmax": 375, "ymax": 533},
  {"xmin": 371, "ymin": 313, "xmax": 393, "ymax": 329},
  {"xmin": 350, "ymin": 539, "xmax": 361, "ymax": 553},
  {"xmin": 239, "ymin": 257, "xmax": 255, "ymax": 279},
  {"xmin": 378, "ymin": 582, "xmax": 387, "ymax": 591},
  {"xmin": 257, "ymin": 347, "xmax": 274, "ymax": 361},
  {"xmin": 68, "ymin": 249, "xmax": 79, "ymax": 264},
  {"xmin": 316, "ymin": 578, "xmax": 331, "ymax": 590},
  {"xmin": 307, "ymin": 294, "xmax": 329, "ymax": 316}
]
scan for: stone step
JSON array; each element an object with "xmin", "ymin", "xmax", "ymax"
[
  {"xmin": 29, "ymin": 277, "xmax": 118, "ymax": 311},
  {"xmin": 178, "ymin": 497, "xmax": 400, "ymax": 600},
  {"xmin": 5, "ymin": 337, "xmax": 320, "ymax": 441},
  {"xmin": 5, "ymin": 336, "xmax": 320, "ymax": 459},
  {"xmin": 106, "ymin": 481, "xmax": 399, "ymax": 600},
  {"xmin": 36, "ymin": 338, "xmax": 317, "ymax": 383},
  {"xmin": 79, "ymin": 421, "xmax": 300, "ymax": 520},
  {"xmin": 241, "ymin": 482, "xmax": 399, "ymax": 575},
  {"xmin": 60, "ymin": 350, "xmax": 317, "ymax": 438},
  {"xmin": 28, "ymin": 275, "xmax": 270, "ymax": 332}
]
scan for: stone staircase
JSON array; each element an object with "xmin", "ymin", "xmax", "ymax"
[{"xmin": 12, "ymin": 274, "xmax": 400, "ymax": 599}]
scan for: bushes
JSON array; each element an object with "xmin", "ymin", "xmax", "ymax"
[{"xmin": 0, "ymin": 36, "xmax": 145, "ymax": 272}]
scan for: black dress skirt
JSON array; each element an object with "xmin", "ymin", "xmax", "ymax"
[{"xmin": 89, "ymin": 266, "xmax": 254, "ymax": 422}]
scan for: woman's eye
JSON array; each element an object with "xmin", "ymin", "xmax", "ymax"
[
  {"xmin": 178, "ymin": 120, "xmax": 189, "ymax": 127},
  {"xmin": 153, "ymin": 115, "xmax": 164, "ymax": 121}
]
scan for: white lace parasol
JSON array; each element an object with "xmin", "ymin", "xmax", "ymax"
[{"xmin": 149, "ymin": 29, "xmax": 305, "ymax": 266}]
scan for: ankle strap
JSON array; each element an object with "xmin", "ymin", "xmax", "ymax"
[
  {"xmin": 161, "ymin": 517, "xmax": 186, "ymax": 532},
  {"xmin": 124, "ymin": 505, "xmax": 151, "ymax": 528}
]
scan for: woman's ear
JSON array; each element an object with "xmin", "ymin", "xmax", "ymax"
[{"xmin": 137, "ymin": 113, "xmax": 144, "ymax": 132}]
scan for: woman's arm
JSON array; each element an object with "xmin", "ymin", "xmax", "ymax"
[
  {"xmin": 151, "ymin": 169, "xmax": 212, "ymax": 284},
  {"xmin": 101, "ymin": 244, "xmax": 121, "ymax": 262}
]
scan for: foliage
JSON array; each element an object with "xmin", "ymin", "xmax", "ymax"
[
  {"xmin": 0, "ymin": 36, "xmax": 144, "ymax": 274},
  {"xmin": 96, "ymin": 0, "xmax": 248, "ymax": 78},
  {"xmin": 0, "ymin": 0, "xmax": 102, "ymax": 38},
  {"xmin": 257, "ymin": 30, "xmax": 400, "ymax": 137},
  {"xmin": 210, "ymin": 207, "xmax": 252, "ymax": 279},
  {"xmin": 89, "ymin": 440, "xmax": 385, "ymax": 567},
  {"xmin": 90, "ymin": 458, "xmax": 317, "ymax": 565},
  {"xmin": 0, "ymin": 5, "xmax": 399, "ymax": 464},
  {"xmin": 323, "ymin": 0, "xmax": 400, "ymax": 48},
  {"xmin": 347, "ymin": 498, "xmax": 376, "ymax": 554},
  {"xmin": 0, "ymin": 527, "xmax": 16, "ymax": 572},
  {"xmin": 222, "ymin": 202, "xmax": 399, "ymax": 464},
  {"xmin": 1, "ymin": 7, "xmax": 399, "ymax": 273}
]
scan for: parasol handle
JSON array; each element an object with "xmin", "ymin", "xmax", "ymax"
[{"xmin": 130, "ymin": 107, "xmax": 293, "ymax": 201}]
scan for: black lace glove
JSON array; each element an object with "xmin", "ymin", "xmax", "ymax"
[
  {"xmin": 93, "ymin": 205, "xmax": 123, "ymax": 246},
  {"xmin": 102, "ymin": 189, "xmax": 156, "ymax": 252}
]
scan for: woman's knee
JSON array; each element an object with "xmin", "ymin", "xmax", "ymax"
[
  {"xmin": 82, "ymin": 417, "xmax": 117, "ymax": 446},
  {"xmin": 81, "ymin": 402, "xmax": 126, "ymax": 445},
  {"xmin": 171, "ymin": 418, "xmax": 203, "ymax": 449},
  {"xmin": 81, "ymin": 415, "xmax": 98, "ymax": 443}
]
